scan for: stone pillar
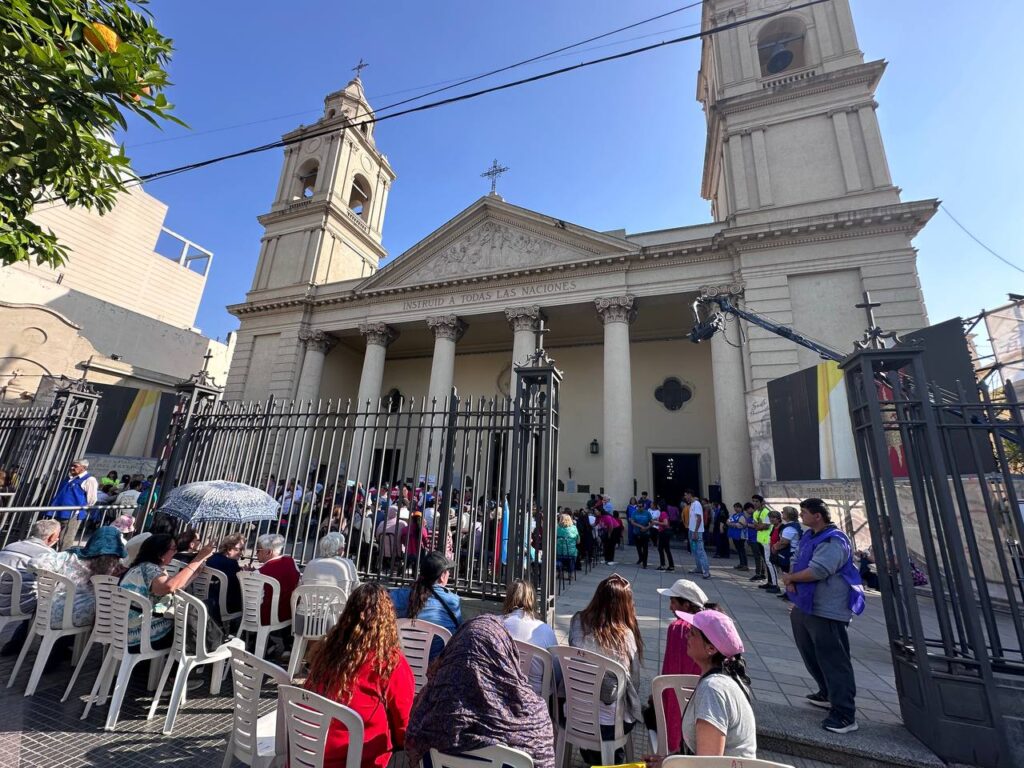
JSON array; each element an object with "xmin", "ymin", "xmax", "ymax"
[
  {"xmin": 356, "ymin": 322, "xmax": 398, "ymax": 409},
  {"xmin": 704, "ymin": 285, "xmax": 756, "ymax": 500},
  {"xmin": 352, "ymin": 322, "xmax": 398, "ymax": 485},
  {"xmin": 295, "ymin": 328, "xmax": 336, "ymax": 403},
  {"xmin": 504, "ymin": 306, "xmax": 544, "ymax": 399},
  {"xmin": 595, "ymin": 296, "xmax": 636, "ymax": 509},
  {"xmin": 420, "ymin": 315, "xmax": 467, "ymax": 485}
]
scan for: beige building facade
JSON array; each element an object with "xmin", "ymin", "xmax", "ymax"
[{"xmin": 226, "ymin": 0, "xmax": 935, "ymax": 507}]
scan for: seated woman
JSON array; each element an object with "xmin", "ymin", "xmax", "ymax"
[
  {"xmin": 568, "ymin": 573, "xmax": 643, "ymax": 766},
  {"xmin": 501, "ymin": 579, "xmax": 558, "ymax": 691},
  {"xmin": 406, "ymin": 614, "xmax": 554, "ymax": 768},
  {"xmin": 653, "ymin": 579, "xmax": 712, "ymax": 752},
  {"xmin": 29, "ymin": 525, "xmax": 126, "ymax": 628},
  {"xmin": 304, "ymin": 583, "xmax": 414, "ymax": 768},
  {"xmin": 389, "ymin": 551, "xmax": 461, "ymax": 660},
  {"xmin": 206, "ymin": 533, "xmax": 246, "ymax": 625},
  {"xmin": 645, "ymin": 610, "xmax": 755, "ymax": 761},
  {"xmin": 120, "ymin": 533, "xmax": 215, "ymax": 649}
]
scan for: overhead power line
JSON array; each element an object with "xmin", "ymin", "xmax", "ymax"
[
  {"xmin": 128, "ymin": 3, "xmax": 705, "ymax": 150},
  {"xmin": 132, "ymin": 0, "xmax": 831, "ymax": 187},
  {"xmin": 941, "ymin": 205, "xmax": 1024, "ymax": 275}
]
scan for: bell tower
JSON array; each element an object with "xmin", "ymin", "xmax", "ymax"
[
  {"xmin": 697, "ymin": 0, "xmax": 899, "ymax": 222},
  {"xmin": 250, "ymin": 73, "xmax": 396, "ymax": 291}
]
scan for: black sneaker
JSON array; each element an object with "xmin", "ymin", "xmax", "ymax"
[
  {"xmin": 656, "ymin": 566, "xmax": 666, "ymax": 571},
  {"xmin": 666, "ymin": 567, "xmax": 675, "ymax": 572},
  {"xmin": 822, "ymin": 714, "xmax": 858, "ymax": 734},
  {"xmin": 806, "ymin": 692, "xmax": 830, "ymax": 709},
  {"xmin": 749, "ymin": 574, "xmax": 762, "ymax": 581},
  {"xmin": 758, "ymin": 583, "xmax": 772, "ymax": 589},
  {"xmin": 765, "ymin": 585, "xmax": 781, "ymax": 594}
]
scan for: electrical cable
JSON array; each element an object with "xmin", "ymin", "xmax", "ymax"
[
  {"xmin": 941, "ymin": 205, "xmax": 1024, "ymax": 276},
  {"xmin": 130, "ymin": 0, "xmax": 831, "ymax": 186},
  {"xmin": 127, "ymin": 3, "xmax": 704, "ymax": 150}
]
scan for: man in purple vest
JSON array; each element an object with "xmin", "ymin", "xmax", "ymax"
[
  {"xmin": 48, "ymin": 458, "xmax": 98, "ymax": 549},
  {"xmin": 782, "ymin": 497, "xmax": 865, "ymax": 736}
]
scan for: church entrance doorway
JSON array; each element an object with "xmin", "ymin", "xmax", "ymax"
[{"xmin": 651, "ymin": 452, "xmax": 701, "ymax": 507}]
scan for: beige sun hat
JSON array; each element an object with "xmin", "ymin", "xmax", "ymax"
[{"xmin": 656, "ymin": 578, "xmax": 709, "ymax": 606}]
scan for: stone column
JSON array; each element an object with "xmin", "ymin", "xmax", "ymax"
[
  {"xmin": 595, "ymin": 296, "xmax": 636, "ymax": 509},
  {"xmin": 295, "ymin": 328, "xmax": 336, "ymax": 403},
  {"xmin": 704, "ymin": 285, "xmax": 756, "ymax": 500},
  {"xmin": 504, "ymin": 306, "xmax": 544, "ymax": 399},
  {"xmin": 420, "ymin": 315, "xmax": 467, "ymax": 485},
  {"xmin": 352, "ymin": 322, "xmax": 398, "ymax": 485}
]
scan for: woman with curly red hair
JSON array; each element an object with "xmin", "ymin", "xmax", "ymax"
[{"xmin": 304, "ymin": 582, "xmax": 415, "ymax": 768}]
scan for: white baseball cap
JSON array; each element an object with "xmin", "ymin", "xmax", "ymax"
[{"xmin": 657, "ymin": 578, "xmax": 709, "ymax": 607}]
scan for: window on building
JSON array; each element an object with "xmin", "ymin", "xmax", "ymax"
[
  {"xmin": 349, "ymin": 174, "xmax": 371, "ymax": 219},
  {"xmin": 296, "ymin": 160, "xmax": 319, "ymax": 199},
  {"xmin": 757, "ymin": 17, "xmax": 807, "ymax": 76}
]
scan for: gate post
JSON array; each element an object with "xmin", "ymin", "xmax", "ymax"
[
  {"xmin": 436, "ymin": 388, "xmax": 461, "ymax": 542},
  {"xmin": 138, "ymin": 369, "xmax": 221, "ymax": 531},
  {"xmin": 508, "ymin": 349, "xmax": 561, "ymax": 621},
  {"xmin": 841, "ymin": 346, "xmax": 1019, "ymax": 767}
]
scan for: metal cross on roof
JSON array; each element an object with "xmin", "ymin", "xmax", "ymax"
[
  {"xmin": 352, "ymin": 58, "xmax": 369, "ymax": 79},
  {"xmin": 201, "ymin": 349, "xmax": 215, "ymax": 372},
  {"xmin": 481, "ymin": 159, "xmax": 509, "ymax": 195}
]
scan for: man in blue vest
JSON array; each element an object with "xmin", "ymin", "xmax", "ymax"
[
  {"xmin": 48, "ymin": 458, "xmax": 98, "ymax": 549},
  {"xmin": 782, "ymin": 497, "xmax": 865, "ymax": 735}
]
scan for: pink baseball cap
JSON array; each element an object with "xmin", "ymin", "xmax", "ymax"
[{"xmin": 674, "ymin": 610, "xmax": 745, "ymax": 657}]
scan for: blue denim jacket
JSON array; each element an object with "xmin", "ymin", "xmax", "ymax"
[{"xmin": 389, "ymin": 585, "xmax": 462, "ymax": 659}]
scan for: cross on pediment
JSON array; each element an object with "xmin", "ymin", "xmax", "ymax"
[
  {"xmin": 352, "ymin": 58, "xmax": 369, "ymax": 79},
  {"xmin": 481, "ymin": 159, "xmax": 509, "ymax": 195}
]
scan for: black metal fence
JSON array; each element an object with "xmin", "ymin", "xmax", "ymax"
[{"xmin": 843, "ymin": 347, "xmax": 1024, "ymax": 768}]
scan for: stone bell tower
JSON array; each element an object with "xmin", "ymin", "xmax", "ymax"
[
  {"xmin": 697, "ymin": 0, "xmax": 899, "ymax": 223},
  {"xmin": 250, "ymin": 73, "xmax": 396, "ymax": 291}
]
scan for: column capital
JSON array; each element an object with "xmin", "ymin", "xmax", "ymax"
[
  {"xmin": 426, "ymin": 314, "xmax": 468, "ymax": 342},
  {"xmin": 699, "ymin": 282, "xmax": 745, "ymax": 300},
  {"xmin": 298, "ymin": 327, "xmax": 336, "ymax": 354},
  {"xmin": 595, "ymin": 295, "xmax": 637, "ymax": 325},
  {"xmin": 505, "ymin": 305, "xmax": 546, "ymax": 333},
  {"xmin": 359, "ymin": 322, "xmax": 399, "ymax": 348}
]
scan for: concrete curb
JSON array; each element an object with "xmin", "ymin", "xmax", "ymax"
[{"xmin": 754, "ymin": 700, "xmax": 945, "ymax": 768}]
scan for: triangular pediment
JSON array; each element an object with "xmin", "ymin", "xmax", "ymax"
[{"xmin": 358, "ymin": 196, "xmax": 635, "ymax": 292}]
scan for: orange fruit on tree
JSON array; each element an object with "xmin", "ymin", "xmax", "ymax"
[{"xmin": 84, "ymin": 22, "xmax": 120, "ymax": 53}]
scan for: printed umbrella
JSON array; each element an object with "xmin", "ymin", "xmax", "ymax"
[{"xmin": 160, "ymin": 480, "xmax": 280, "ymax": 525}]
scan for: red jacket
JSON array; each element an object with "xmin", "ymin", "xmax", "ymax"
[
  {"xmin": 306, "ymin": 653, "xmax": 415, "ymax": 768},
  {"xmin": 258, "ymin": 556, "xmax": 300, "ymax": 624},
  {"xmin": 662, "ymin": 619, "xmax": 702, "ymax": 753}
]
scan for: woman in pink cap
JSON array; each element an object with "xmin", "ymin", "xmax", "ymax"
[{"xmin": 645, "ymin": 610, "xmax": 756, "ymax": 760}]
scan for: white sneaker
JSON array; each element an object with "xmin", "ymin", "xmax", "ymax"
[{"xmin": 605, "ymin": 561, "xmax": 616, "ymax": 565}]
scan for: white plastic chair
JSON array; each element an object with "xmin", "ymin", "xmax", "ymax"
[
  {"xmin": 190, "ymin": 565, "xmax": 243, "ymax": 626},
  {"xmin": 396, "ymin": 618, "xmax": 451, "ymax": 694},
  {"xmin": 662, "ymin": 758, "xmax": 795, "ymax": 768},
  {"xmin": 650, "ymin": 674, "xmax": 700, "ymax": 756},
  {"xmin": 430, "ymin": 745, "xmax": 534, "ymax": 768},
  {"xmin": 222, "ymin": 647, "xmax": 290, "ymax": 768},
  {"xmin": 238, "ymin": 572, "xmax": 291, "ymax": 659},
  {"xmin": 165, "ymin": 559, "xmax": 187, "ymax": 578},
  {"xmin": 0, "ymin": 562, "xmax": 33, "ymax": 641},
  {"xmin": 7, "ymin": 567, "xmax": 90, "ymax": 696},
  {"xmin": 549, "ymin": 646, "xmax": 635, "ymax": 767},
  {"xmin": 288, "ymin": 585, "xmax": 346, "ymax": 678},
  {"xmin": 514, "ymin": 638, "xmax": 553, "ymax": 700},
  {"xmin": 279, "ymin": 684, "xmax": 364, "ymax": 768},
  {"xmin": 61, "ymin": 574, "xmax": 120, "ymax": 702},
  {"xmin": 84, "ymin": 586, "xmax": 172, "ymax": 730},
  {"xmin": 148, "ymin": 590, "xmax": 245, "ymax": 734}
]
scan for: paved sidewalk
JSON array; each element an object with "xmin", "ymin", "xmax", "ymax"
[{"xmin": 553, "ymin": 540, "xmax": 902, "ymax": 726}]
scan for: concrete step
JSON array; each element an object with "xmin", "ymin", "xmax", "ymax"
[{"xmin": 754, "ymin": 700, "xmax": 945, "ymax": 768}]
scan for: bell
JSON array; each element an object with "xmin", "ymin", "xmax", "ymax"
[{"xmin": 766, "ymin": 42, "xmax": 794, "ymax": 74}]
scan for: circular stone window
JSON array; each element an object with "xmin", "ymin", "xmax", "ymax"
[{"xmin": 655, "ymin": 377, "xmax": 693, "ymax": 412}]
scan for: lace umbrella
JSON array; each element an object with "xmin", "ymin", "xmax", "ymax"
[{"xmin": 160, "ymin": 480, "xmax": 280, "ymax": 524}]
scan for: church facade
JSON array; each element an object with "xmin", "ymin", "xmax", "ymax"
[{"xmin": 225, "ymin": 0, "xmax": 936, "ymax": 509}]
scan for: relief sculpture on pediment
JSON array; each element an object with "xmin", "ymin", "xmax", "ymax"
[{"xmin": 406, "ymin": 220, "xmax": 579, "ymax": 282}]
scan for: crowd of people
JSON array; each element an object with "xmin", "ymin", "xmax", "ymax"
[{"xmin": 0, "ymin": 484, "xmax": 868, "ymax": 761}]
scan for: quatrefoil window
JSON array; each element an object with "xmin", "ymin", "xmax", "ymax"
[{"xmin": 655, "ymin": 378, "xmax": 693, "ymax": 412}]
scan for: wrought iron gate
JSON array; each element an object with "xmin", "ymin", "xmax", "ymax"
[
  {"xmin": 843, "ymin": 347, "xmax": 1024, "ymax": 768},
  {"xmin": 0, "ymin": 381, "xmax": 100, "ymax": 509},
  {"xmin": 154, "ymin": 359, "xmax": 560, "ymax": 611}
]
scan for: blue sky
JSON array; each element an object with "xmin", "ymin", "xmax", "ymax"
[{"xmin": 119, "ymin": 0, "xmax": 1024, "ymax": 342}]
